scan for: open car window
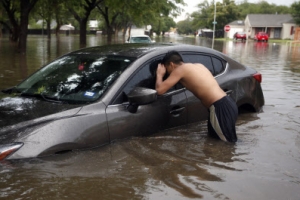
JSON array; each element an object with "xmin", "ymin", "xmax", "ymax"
[
  {"xmin": 112, "ymin": 57, "xmax": 184, "ymax": 105},
  {"xmin": 15, "ymin": 54, "xmax": 134, "ymax": 104}
]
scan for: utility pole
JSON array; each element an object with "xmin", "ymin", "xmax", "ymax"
[{"xmin": 212, "ymin": 1, "xmax": 217, "ymax": 49}]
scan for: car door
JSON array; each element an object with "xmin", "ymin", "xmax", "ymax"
[
  {"xmin": 181, "ymin": 53, "xmax": 227, "ymax": 123},
  {"xmin": 105, "ymin": 57, "xmax": 187, "ymax": 141}
]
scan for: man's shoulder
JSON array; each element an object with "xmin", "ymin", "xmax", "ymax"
[{"xmin": 184, "ymin": 62, "xmax": 204, "ymax": 67}]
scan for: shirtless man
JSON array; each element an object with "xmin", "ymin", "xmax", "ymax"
[{"xmin": 156, "ymin": 51, "xmax": 238, "ymax": 142}]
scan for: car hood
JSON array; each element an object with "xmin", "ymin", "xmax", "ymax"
[{"xmin": 0, "ymin": 95, "xmax": 82, "ymax": 129}]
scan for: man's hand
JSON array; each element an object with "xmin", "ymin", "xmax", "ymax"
[{"xmin": 156, "ymin": 63, "xmax": 166, "ymax": 78}]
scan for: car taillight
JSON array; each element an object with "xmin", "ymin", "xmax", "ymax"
[
  {"xmin": 0, "ymin": 143, "xmax": 23, "ymax": 161},
  {"xmin": 253, "ymin": 73, "xmax": 262, "ymax": 83}
]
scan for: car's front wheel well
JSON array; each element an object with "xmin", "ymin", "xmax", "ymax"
[{"xmin": 238, "ymin": 103, "xmax": 256, "ymax": 114}]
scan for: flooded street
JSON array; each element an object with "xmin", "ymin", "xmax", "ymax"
[{"xmin": 0, "ymin": 35, "xmax": 300, "ymax": 200}]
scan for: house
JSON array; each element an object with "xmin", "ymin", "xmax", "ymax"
[
  {"xmin": 224, "ymin": 14, "xmax": 298, "ymax": 40},
  {"xmin": 224, "ymin": 20, "xmax": 245, "ymax": 38},
  {"xmin": 245, "ymin": 14, "xmax": 296, "ymax": 40},
  {"xmin": 89, "ymin": 20, "xmax": 98, "ymax": 31}
]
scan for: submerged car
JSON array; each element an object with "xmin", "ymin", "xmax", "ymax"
[
  {"xmin": 254, "ymin": 32, "xmax": 269, "ymax": 42},
  {"xmin": 233, "ymin": 32, "xmax": 247, "ymax": 41},
  {"xmin": 126, "ymin": 35, "xmax": 154, "ymax": 43},
  {"xmin": 0, "ymin": 43, "xmax": 264, "ymax": 160}
]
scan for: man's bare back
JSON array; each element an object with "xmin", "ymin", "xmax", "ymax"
[
  {"xmin": 156, "ymin": 50, "xmax": 238, "ymax": 142},
  {"xmin": 156, "ymin": 62, "xmax": 226, "ymax": 108}
]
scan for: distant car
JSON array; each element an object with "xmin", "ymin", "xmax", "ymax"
[
  {"xmin": 126, "ymin": 35, "xmax": 154, "ymax": 43},
  {"xmin": 254, "ymin": 32, "xmax": 269, "ymax": 42},
  {"xmin": 0, "ymin": 43, "xmax": 264, "ymax": 160},
  {"xmin": 233, "ymin": 32, "xmax": 247, "ymax": 41}
]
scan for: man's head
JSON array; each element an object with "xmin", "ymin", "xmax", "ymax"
[
  {"xmin": 161, "ymin": 51, "xmax": 183, "ymax": 74},
  {"xmin": 161, "ymin": 51, "xmax": 183, "ymax": 66}
]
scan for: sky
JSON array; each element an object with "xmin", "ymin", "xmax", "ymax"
[{"xmin": 174, "ymin": 0, "xmax": 297, "ymax": 22}]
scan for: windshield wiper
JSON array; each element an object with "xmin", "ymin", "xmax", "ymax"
[
  {"xmin": 1, "ymin": 86, "xmax": 22, "ymax": 94},
  {"xmin": 20, "ymin": 93, "xmax": 66, "ymax": 104}
]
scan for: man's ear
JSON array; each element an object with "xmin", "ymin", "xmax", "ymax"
[{"xmin": 169, "ymin": 62, "xmax": 176, "ymax": 70}]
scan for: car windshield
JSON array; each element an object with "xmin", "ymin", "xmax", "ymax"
[
  {"xmin": 129, "ymin": 37, "xmax": 151, "ymax": 43},
  {"xmin": 15, "ymin": 54, "xmax": 134, "ymax": 103}
]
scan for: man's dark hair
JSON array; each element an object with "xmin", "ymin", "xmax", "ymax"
[{"xmin": 161, "ymin": 51, "xmax": 183, "ymax": 66}]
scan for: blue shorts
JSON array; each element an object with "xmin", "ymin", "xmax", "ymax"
[{"xmin": 208, "ymin": 96, "xmax": 238, "ymax": 142}]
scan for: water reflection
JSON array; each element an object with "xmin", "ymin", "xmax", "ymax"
[{"xmin": 1, "ymin": 35, "xmax": 300, "ymax": 199}]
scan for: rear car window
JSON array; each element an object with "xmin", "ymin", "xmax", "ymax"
[{"xmin": 182, "ymin": 54, "xmax": 225, "ymax": 76}]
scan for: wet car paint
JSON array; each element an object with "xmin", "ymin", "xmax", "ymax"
[{"xmin": 0, "ymin": 43, "xmax": 264, "ymax": 160}]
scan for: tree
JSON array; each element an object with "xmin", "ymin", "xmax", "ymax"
[
  {"xmin": 189, "ymin": 0, "xmax": 292, "ymax": 33},
  {"xmin": 31, "ymin": 0, "xmax": 58, "ymax": 39},
  {"xmin": 151, "ymin": 16, "xmax": 176, "ymax": 36},
  {"xmin": 67, "ymin": 0, "xmax": 103, "ymax": 47},
  {"xmin": 291, "ymin": 1, "xmax": 300, "ymax": 25},
  {"xmin": 0, "ymin": 0, "xmax": 21, "ymax": 41},
  {"xmin": 191, "ymin": 0, "xmax": 239, "ymax": 31},
  {"xmin": 19, "ymin": 0, "xmax": 39, "ymax": 53},
  {"xmin": 215, "ymin": 0, "xmax": 240, "ymax": 30},
  {"xmin": 96, "ymin": 0, "xmax": 184, "ymax": 42},
  {"xmin": 0, "ymin": 0, "xmax": 38, "ymax": 53},
  {"xmin": 191, "ymin": 0, "xmax": 213, "ymax": 30},
  {"xmin": 176, "ymin": 18, "xmax": 193, "ymax": 35},
  {"xmin": 237, "ymin": 0, "xmax": 290, "ymax": 18}
]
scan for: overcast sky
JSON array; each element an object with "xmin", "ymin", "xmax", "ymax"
[{"xmin": 174, "ymin": 0, "xmax": 297, "ymax": 22}]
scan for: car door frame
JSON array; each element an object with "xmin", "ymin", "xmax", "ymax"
[{"xmin": 104, "ymin": 55, "xmax": 188, "ymax": 142}]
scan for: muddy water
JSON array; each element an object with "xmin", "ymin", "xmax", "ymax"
[{"xmin": 0, "ymin": 35, "xmax": 300, "ymax": 200}]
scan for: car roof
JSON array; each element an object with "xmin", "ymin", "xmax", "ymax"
[
  {"xmin": 67, "ymin": 43, "xmax": 224, "ymax": 60},
  {"xmin": 130, "ymin": 35, "xmax": 150, "ymax": 37}
]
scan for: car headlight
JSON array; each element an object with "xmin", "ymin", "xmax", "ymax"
[{"xmin": 0, "ymin": 142, "xmax": 23, "ymax": 160}]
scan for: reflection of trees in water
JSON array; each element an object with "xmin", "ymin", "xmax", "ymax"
[{"xmin": 119, "ymin": 122, "xmax": 239, "ymax": 198}]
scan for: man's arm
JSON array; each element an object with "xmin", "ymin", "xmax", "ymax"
[{"xmin": 155, "ymin": 64, "xmax": 182, "ymax": 95}]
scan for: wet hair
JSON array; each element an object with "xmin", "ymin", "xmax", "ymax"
[{"xmin": 161, "ymin": 51, "xmax": 183, "ymax": 66}]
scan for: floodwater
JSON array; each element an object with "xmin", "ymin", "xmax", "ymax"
[{"xmin": 0, "ymin": 34, "xmax": 300, "ymax": 200}]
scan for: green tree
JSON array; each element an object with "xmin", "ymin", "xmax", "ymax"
[
  {"xmin": 176, "ymin": 18, "xmax": 193, "ymax": 35},
  {"xmin": 291, "ymin": 1, "xmax": 300, "ymax": 25},
  {"xmin": 237, "ymin": 0, "xmax": 290, "ymax": 18},
  {"xmin": 191, "ymin": 0, "xmax": 239, "ymax": 31},
  {"xmin": 215, "ymin": 0, "xmax": 240, "ymax": 30},
  {"xmin": 31, "ymin": 0, "xmax": 59, "ymax": 39},
  {"xmin": 151, "ymin": 16, "xmax": 176, "ymax": 36},
  {"xmin": 96, "ymin": 0, "xmax": 183, "ymax": 42},
  {"xmin": 190, "ymin": 0, "xmax": 211, "ymax": 30},
  {"xmin": 67, "ymin": 0, "xmax": 103, "ymax": 47},
  {"xmin": 19, "ymin": 0, "xmax": 39, "ymax": 53},
  {"xmin": 0, "ymin": 0, "xmax": 39, "ymax": 53},
  {"xmin": 0, "ymin": 0, "xmax": 21, "ymax": 41}
]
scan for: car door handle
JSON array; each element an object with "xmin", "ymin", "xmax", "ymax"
[{"xmin": 170, "ymin": 107, "xmax": 185, "ymax": 116}]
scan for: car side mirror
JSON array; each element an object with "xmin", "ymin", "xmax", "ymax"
[{"xmin": 127, "ymin": 87, "xmax": 157, "ymax": 113}]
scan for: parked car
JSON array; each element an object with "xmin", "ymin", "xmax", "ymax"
[
  {"xmin": 233, "ymin": 32, "xmax": 247, "ymax": 41},
  {"xmin": 0, "ymin": 43, "xmax": 265, "ymax": 160},
  {"xmin": 254, "ymin": 32, "xmax": 269, "ymax": 42},
  {"xmin": 126, "ymin": 35, "xmax": 155, "ymax": 43}
]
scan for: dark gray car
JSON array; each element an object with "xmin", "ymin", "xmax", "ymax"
[{"xmin": 0, "ymin": 43, "xmax": 264, "ymax": 160}]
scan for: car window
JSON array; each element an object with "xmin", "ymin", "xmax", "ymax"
[
  {"xmin": 182, "ymin": 54, "xmax": 214, "ymax": 74},
  {"xmin": 129, "ymin": 36, "xmax": 151, "ymax": 43},
  {"xmin": 182, "ymin": 54, "xmax": 225, "ymax": 76},
  {"xmin": 16, "ymin": 55, "xmax": 134, "ymax": 103},
  {"xmin": 212, "ymin": 57, "xmax": 225, "ymax": 75},
  {"xmin": 112, "ymin": 57, "xmax": 183, "ymax": 104}
]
